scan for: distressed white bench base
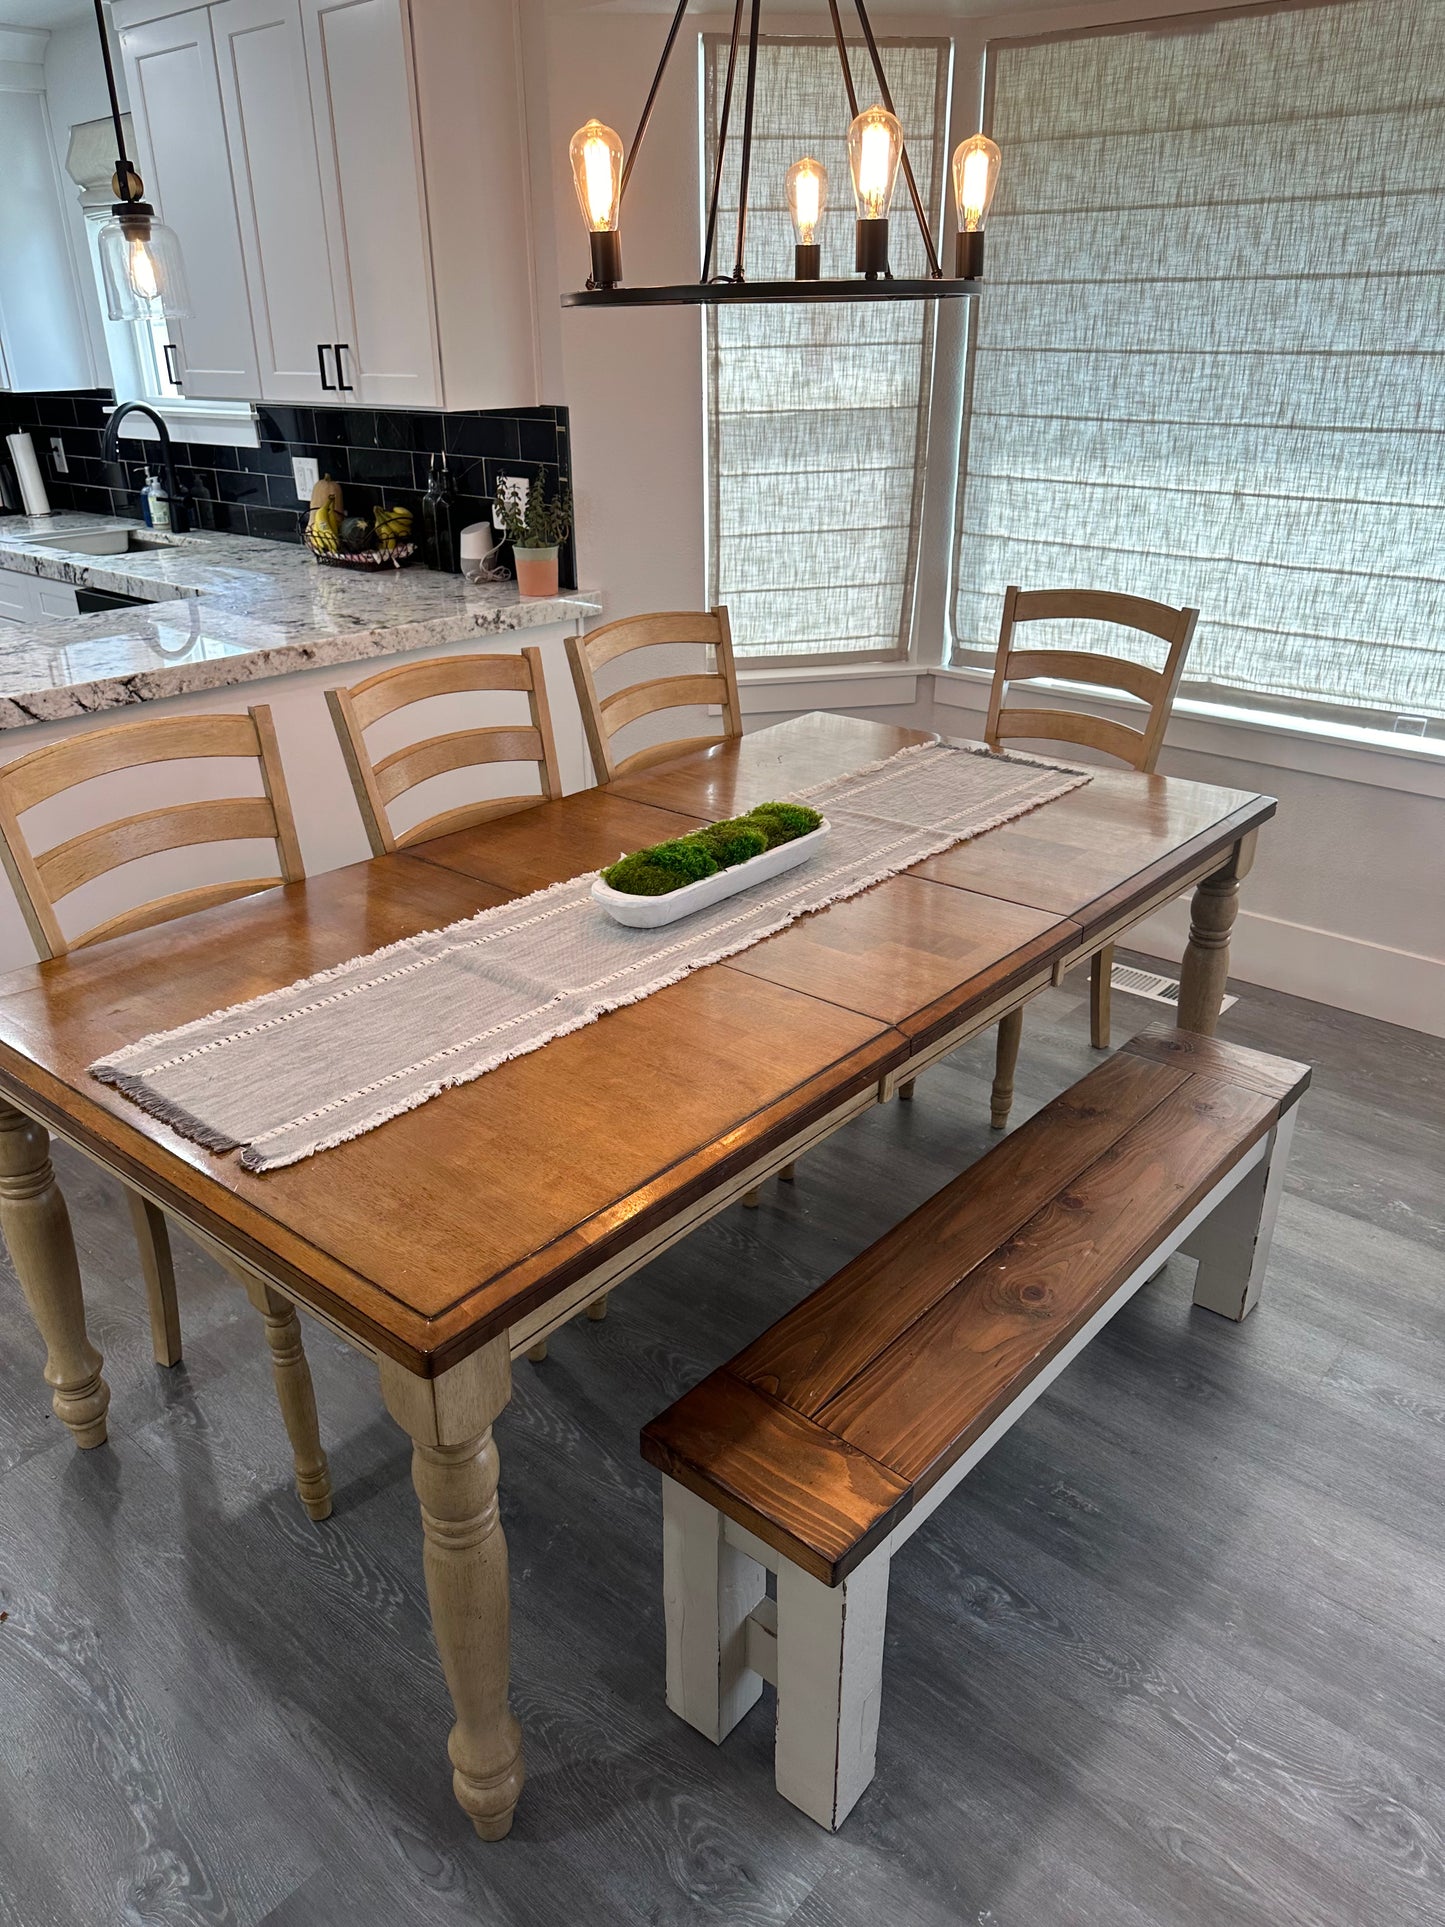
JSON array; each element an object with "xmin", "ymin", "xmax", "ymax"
[{"xmin": 659, "ymin": 1105, "xmax": 1297, "ymax": 1829}]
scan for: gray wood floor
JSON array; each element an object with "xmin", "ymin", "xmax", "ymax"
[{"xmin": 2, "ymin": 965, "xmax": 1443, "ymax": 1927}]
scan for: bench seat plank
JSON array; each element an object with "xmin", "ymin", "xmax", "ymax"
[
  {"xmin": 642, "ymin": 1370, "xmax": 912, "ymax": 1585},
  {"xmin": 732, "ymin": 1050, "xmax": 1192, "ymax": 1418},
  {"xmin": 818, "ymin": 1077, "xmax": 1276, "ymax": 1490},
  {"xmin": 1122, "ymin": 1025, "xmax": 1312, "ymax": 1106}
]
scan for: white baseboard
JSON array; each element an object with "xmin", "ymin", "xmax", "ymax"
[{"xmin": 1125, "ymin": 901, "xmax": 1445, "ymax": 1040}]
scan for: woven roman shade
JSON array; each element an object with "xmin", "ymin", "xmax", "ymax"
[
  {"xmin": 705, "ymin": 37, "xmax": 950, "ymax": 662},
  {"xmin": 953, "ymin": 0, "xmax": 1445, "ymax": 723}
]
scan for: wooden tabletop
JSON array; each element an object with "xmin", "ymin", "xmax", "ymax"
[{"xmin": 0, "ymin": 715, "xmax": 1274, "ymax": 1376}]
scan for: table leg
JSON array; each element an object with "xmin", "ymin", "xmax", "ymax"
[
  {"xmin": 238, "ymin": 1273, "xmax": 333, "ymax": 1522},
  {"xmin": 1179, "ymin": 833, "xmax": 1255, "ymax": 1036},
  {"xmin": 379, "ymin": 1339, "xmax": 524, "ymax": 1840},
  {"xmin": 990, "ymin": 1008, "xmax": 1024, "ymax": 1131},
  {"xmin": 0, "ymin": 1100, "xmax": 109, "ymax": 1449}
]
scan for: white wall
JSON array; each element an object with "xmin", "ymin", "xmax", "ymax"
[{"xmin": 529, "ymin": 0, "xmax": 1445, "ymax": 1037}]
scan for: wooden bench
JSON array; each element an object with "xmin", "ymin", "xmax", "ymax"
[{"xmin": 641, "ymin": 1027, "xmax": 1309, "ymax": 1829}]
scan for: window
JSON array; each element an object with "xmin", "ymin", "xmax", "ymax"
[
  {"xmin": 704, "ymin": 37, "xmax": 951, "ymax": 663},
  {"xmin": 952, "ymin": 0, "xmax": 1445, "ymax": 725}
]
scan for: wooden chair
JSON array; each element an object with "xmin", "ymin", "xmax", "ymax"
[
  {"xmin": 327, "ymin": 647, "xmax": 562, "ymax": 856},
  {"xmin": 644, "ymin": 1029, "xmax": 1308, "ymax": 1829},
  {"xmin": 0, "ymin": 705, "xmax": 330, "ymax": 1518},
  {"xmin": 566, "ymin": 608, "xmax": 742, "ymax": 785},
  {"xmin": 901, "ymin": 586, "xmax": 1197, "ymax": 1127}
]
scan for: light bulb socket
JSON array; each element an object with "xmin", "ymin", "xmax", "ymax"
[
  {"xmin": 588, "ymin": 230, "xmax": 623, "ymax": 290},
  {"xmin": 855, "ymin": 217, "xmax": 889, "ymax": 279},
  {"xmin": 794, "ymin": 242, "xmax": 822, "ymax": 282},
  {"xmin": 113, "ymin": 200, "xmax": 156, "ymax": 239},
  {"xmin": 956, "ymin": 230, "xmax": 985, "ymax": 279}
]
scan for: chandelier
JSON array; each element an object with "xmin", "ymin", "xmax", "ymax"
[{"xmin": 562, "ymin": 0, "xmax": 1001, "ymax": 309}]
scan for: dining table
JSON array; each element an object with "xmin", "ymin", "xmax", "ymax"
[{"xmin": 0, "ymin": 712, "xmax": 1275, "ymax": 1839}]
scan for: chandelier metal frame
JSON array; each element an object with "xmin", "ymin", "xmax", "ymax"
[{"xmin": 561, "ymin": 0, "xmax": 981, "ymax": 309}]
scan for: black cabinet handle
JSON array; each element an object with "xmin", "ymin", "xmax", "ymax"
[
  {"xmin": 334, "ymin": 343, "xmax": 353, "ymax": 392},
  {"xmin": 163, "ymin": 342, "xmax": 181, "ymax": 389},
  {"xmin": 318, "ymin": 342, "xmax": 335, "ymax": 391}
]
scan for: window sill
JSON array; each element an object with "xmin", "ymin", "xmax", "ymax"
[
  {"xmin": 112, "ymin": 399, "xmax": 259, "ymax": 450},
  {"xmin": 738, "ymin": 660, "xmax": 925, "ymax": 714},
  {"xmin": 932, "ymin": 665, "xmax": 1445, "ymax": 800}
]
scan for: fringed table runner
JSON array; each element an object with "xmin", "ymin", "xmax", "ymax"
[{"xmin": 91, "ymin": 743, "xmax": 1090, "ymax": 1171}]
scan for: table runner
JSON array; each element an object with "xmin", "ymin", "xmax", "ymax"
[{"xmin": 91, "ymin": 743, "xmax": 1090, "ymax": 1171}]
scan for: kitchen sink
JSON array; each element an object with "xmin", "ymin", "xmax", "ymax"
[{"xmin": 27, "ymin": 529, "xmax": 179, "ymax": 557}]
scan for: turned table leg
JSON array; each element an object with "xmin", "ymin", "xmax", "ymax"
[
  {"xmin": 380, "ymin": 1340, "xmax": 524, "ymax": 1840},
  {"xmin": 0, "ymin": 1101, "xmax": 110, "ymax": 1448},
  {"xmin": 1179, "ymin": 834, "xmax": 1255, "ymax": 1036},
  {"xmin": 990, "ymin": 1007, "xmax": 1024, "ymax": 1131},
  {"xmin": 234, "ymin": 1271, "xmax": 332, "ymax": 1521}
]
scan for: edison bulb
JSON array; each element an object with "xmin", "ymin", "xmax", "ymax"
[
  {"xmin": 128, "ymin": 238, "xmax": 160, "ymax": 303},
  {"xmin": 570, "ymin": 119, "xmax": 624, "ymax": 233},
  {"xmin": 786, "ymin": 157, "xmax": 827, "ymax": 246},
  {"xmin": 952, "ymin": 134, "xmax": 1001, "ymax": 233},
  {"xmin": 848, "ymin": 104, "xmax": 903, "ymax": 221}
]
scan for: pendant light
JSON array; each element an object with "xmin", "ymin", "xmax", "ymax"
[
  {"xmin": 91, "ymin": 0, "xmax": 191, "ymax": 322},
  {"xmin": 562, "ymin": 0, "xmax": 995, "ymax": 309}
]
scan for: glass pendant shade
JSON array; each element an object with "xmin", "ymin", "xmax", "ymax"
[
  {"xmin": 570, "ymin": 119, "xmax": 624, "ymax": 233},
  {"xmin": 952, "ymin": 134, "xmax": 1002, "ymax": 232},
  {"xmin": 847, "ymin": 104, "xmax": 904, "ymax": 220},
  {"xmin": 98, "ymin": 210, "xmax": 192, "ymax": 321},
  {"xmin": 786, "ymin": 157, "xmax": 828, "ymax": 245}
]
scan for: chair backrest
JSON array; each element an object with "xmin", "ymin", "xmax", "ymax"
[
  {"xmin": 984, "ymin": 587, "xmax": 1198, "ymax": 773},
  {"xmin": 566, "ymin": 607, "xmax": 742, "ymax": 785},
  {"xmin": 326, "ymin": 646, "xmax": 562, "ymax": 856},
  {"xmin": 0, "ymin": 705, "xmax": 304, "ymax": 960}
]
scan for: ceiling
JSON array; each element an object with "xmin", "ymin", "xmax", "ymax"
[{"xmin": 0, "ymin": 0, "xmax": 92, "ymax": 26}]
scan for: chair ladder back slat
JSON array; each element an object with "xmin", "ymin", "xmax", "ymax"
[
  {"xmin": 0, "ymin": 711, "xmax": 263, "ymax": 816},
  {"xmin": 345, "ymin": 651, "xmax": 536, "ymax": 730},
  {"xmin": 327, "ymin": 647, "xmax": 560, "ymax": 851},
  {"xmin": 35, "ymin": 797, "xmax": 281, "ymax": 903},
  {"xmin": 568, "ymin": 607, "xmax": 740, "ymax": 787}
]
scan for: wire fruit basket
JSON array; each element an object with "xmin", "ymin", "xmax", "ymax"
[{"xmin": 303, "ymin": 527, "xmax": 416, "ymax": 571}]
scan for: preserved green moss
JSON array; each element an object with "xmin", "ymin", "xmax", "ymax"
[
  {"xmin": 600, "ymin": 802, "xmax": 822, "ymax": 896},
  {"xmin": 743, "ymin": 802, "xmax": 823, "ymax": 848},
  {"xmin": 687, "ymin": 820, "xmax": 770, "ymax": 867}
]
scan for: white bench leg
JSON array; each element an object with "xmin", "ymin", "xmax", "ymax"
[
  {"xmin": 1187, "ymin": 1109, "xmax": 1297, "ymax": 1321},
  {"xmin": 662, "ymin": 1477, "xmax": 766, "ymax": 1743},
  {"xmin": 775, "ymin": 1548, "xmax": 891, "ymax": 1830}
]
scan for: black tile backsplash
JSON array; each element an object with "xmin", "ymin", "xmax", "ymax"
[{"xmin": 0, "ymin": 389, "xmax": 576, "ymax": 589}]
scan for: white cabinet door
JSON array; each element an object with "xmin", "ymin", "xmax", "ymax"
[
  {"xmin": 34, "ymin": 584, "xmax": 80, "ymax": 619},
  {"xmin": 120, "ymin": 7, "xmax": 260, "ymax": 402},
  {"xmin": 0, "ymin": 570, "xmax": 34, "ymax": 623},
  {"xmin": 211, "ymin": 0, "xmax": 350, "ymax": 403},
  {"xmin": 300, "ymin": 0, "xmax": 440, "ymax": 408}
]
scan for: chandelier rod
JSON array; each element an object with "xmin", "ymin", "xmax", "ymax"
[
  {"xmin": 824, "ymin": 0, "xmax": 861, "ymax": 119},
  {"xmin": 701, "ymin": 0, "xmax": 748, "ymax": 283},
  {"xmin": 731, "ymin": 0, "xmax": 764, "ymax": 281},
  {"xmin": 849, "ymin": 0, "xmax": 942, "ymax": 278},
  {"xmin": 619, "ymin": 0, "xmax": 692, "ymax": 203}
]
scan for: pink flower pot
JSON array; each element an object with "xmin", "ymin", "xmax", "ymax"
[{"xmin": 513, "ymin": 545, "xmax": 560, "ymax": 597}]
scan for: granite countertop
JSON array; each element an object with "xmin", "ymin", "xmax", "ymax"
[{"xmin": 0, "ymin": 513, "xmax": 602, "ymax": 729}]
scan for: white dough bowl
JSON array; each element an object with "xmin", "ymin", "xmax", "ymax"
[{"xmin": 591, "ymin": 819, "xmax": 832, "ymax": 928}]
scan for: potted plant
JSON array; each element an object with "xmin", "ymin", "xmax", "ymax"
[{"xmin": 495, "ymin": 467, "xmax": 573, "ymax": 597}]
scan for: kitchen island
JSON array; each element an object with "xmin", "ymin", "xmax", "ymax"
[{"xmin": 0, "ymin": 514, "xmax": 602, "ymax": 972}]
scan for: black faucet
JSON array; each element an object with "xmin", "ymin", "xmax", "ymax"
[{"xmin": 102, "ymin": 401, "xmax": 191, "ymax": 533}]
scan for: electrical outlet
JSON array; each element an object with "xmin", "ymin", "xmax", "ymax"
[
  {"xmin": 50, "ymin": 437, "xmax": 69, "ymax": 475},
  {"xmin": 292, "ymin": 456, "xmax": 320, "ymax": 501},
  {"xmin": 493, "ymin": 474, "xmax": 529, "ymax": 531}
]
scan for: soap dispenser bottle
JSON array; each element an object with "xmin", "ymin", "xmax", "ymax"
[
  {"xmin": 420, "ymin": 454, "xmax": 457, "ymax": 574},
  {"xmin": 141, "ymin": 472, "xmax": 171, "ymax": 531}
]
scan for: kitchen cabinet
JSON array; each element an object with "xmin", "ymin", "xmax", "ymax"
[
  {"xmin": 121, "ymin": 7, "xmax": 261, "ymax": 400},
  {"xmin": 114, "ymin": 0, "xmax": 538, "ymax": 410},
  {"xmin": 0, "ymin": 30, "xmax": 97, "ymax": 395},
  {"xmin": 0, "ymin": 568, "xmax": 79, "ymax": 622}
]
